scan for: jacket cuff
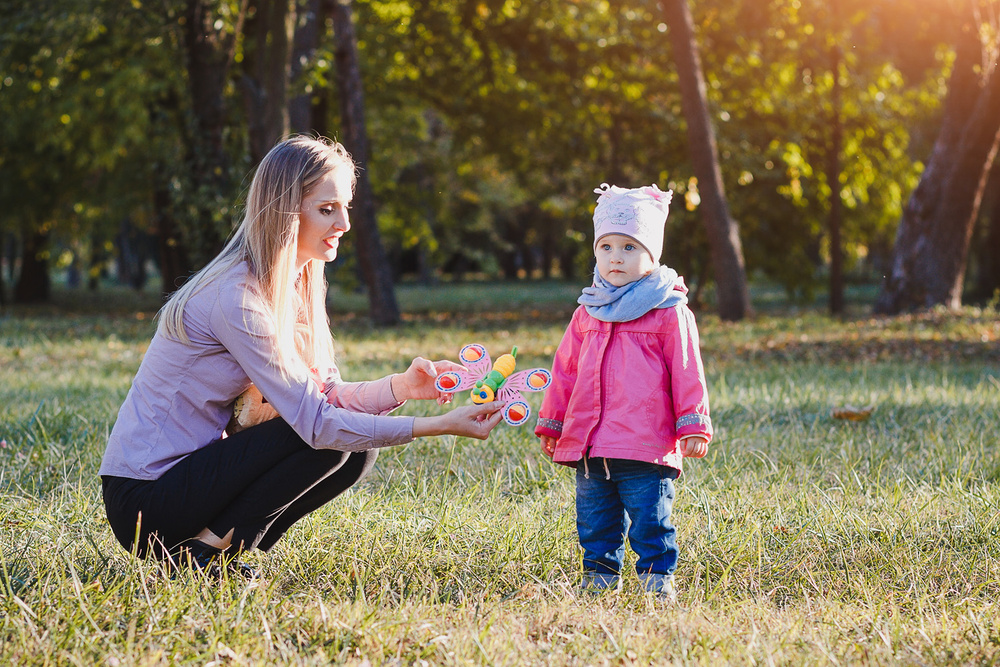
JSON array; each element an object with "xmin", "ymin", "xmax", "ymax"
[
  {"xmin": 534, "ymin": 417, "xmax": 563, "ymax": 439},
  {"xmin": 675, "ymin": 412, "xmax": 712, "ymax": 438}
]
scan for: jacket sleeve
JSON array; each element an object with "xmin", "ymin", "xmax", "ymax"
[
  {"xmin": 664, "ymin": 304, "xmax": 713, "ymax": 442},
  {"xmin": 534, "ymin": 308, "xmax": 584, "ymax": 440}
]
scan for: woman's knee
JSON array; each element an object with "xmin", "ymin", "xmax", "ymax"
[{"xmin": 345, "ymin": 448, "xmax": 379, "ymax": 482}]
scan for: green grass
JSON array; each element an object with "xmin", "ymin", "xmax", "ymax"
[{"xmin": 2, "ymin": 283, "xmax": 1000, "ymax": 664}]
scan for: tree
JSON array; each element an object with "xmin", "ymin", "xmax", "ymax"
[
  {"xmin": 691, "ymin": 0, "xmax": 947, "ymax": 306},
  {"xmin": 331, "ymin": 0, "xmax": 400, "ymax": 325},
  {"xmin": 174, "ymin": 0, "xmax": 249, "ymax": 271},
  {"xmin": 824, "ymin": 1, "xmax": 846, "ymax": 315},
  {"xmin": 0, "ymin": 0, "xmax": 180, "ymax": 303},
  {"xmin": 875, "ymin": 8, "xmax": 1000, "ymax": 313},
  {"xmin": 357, "ymin": 0, "xmax": 693, "ymax": 282},
  {"xmin": 289, "ymin": 0, "xmax": 326, "ymax": 134},
  {"xmin": 971, "ymin": 168, "xmax": 1000, "ymax": 300},
  {"xmin": 241, "ymin": 0, "xmax": 296, "ymax": 164},
  {"xmin": 660, "ymin": 0, "xmax": 752, "ymax": 321}
]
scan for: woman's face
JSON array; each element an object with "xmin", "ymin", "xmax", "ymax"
[{"xmin": 295, "ymin": 166, "xmax": 354, "ymax": 271}]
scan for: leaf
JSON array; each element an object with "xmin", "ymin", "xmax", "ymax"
[{"xmin": 831, "ymin": 404, "xmax": 875, "ymax": 421}]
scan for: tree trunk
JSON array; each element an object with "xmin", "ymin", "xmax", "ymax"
[
  {"xmin": 560, "ymin": 244, "xmax": 581, "ymax": 282},
  {"xmin": 874, "ymin": 27, "xmax": 1000, "ymax": 313},
  {"xmin": 88, "ymin": 232, "xmax": 108, "ymax": 291},
  {"xmin": 155, "ymin": 183, "xmax": 192, "ymax": 299},
  {"xmin": 331, "ymin": 0, "xmax": 401, "ymax": 326},
  {"xmin": 241, "ymin": 0, "xmax": 296, "ymax": 164},
  {"xmin": 13, "ymin": 229, "xmax": 51, "ymax": 304},
  {"xmin": 972, "ymin": 171, "xmax": 1000, "ymax": 301},
  {"xmin": 661, "ymin": 0, "xmax": 752, "ymax": 321},
  {"xmin": 827, "ymin": 35, "xmax": 845, "ymax": 316},
  {"xmin": 116, "ymin": 218, "xmax": 150, "ymax": 291},
  {"xmin": 0, "ymin": 232, "xmax": 6, "ymax": 308},
  {"xmin": 289, "ymin": 0, "xmax": 324, "ymax": 133},
  {"xmin": 179, "ymin": 0, "xmax": 248, "ymax": 268}
]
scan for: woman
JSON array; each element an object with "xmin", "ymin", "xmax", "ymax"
[{"xmin": 100, "ymin": 136, "xmax": 504, "ymax": 575}]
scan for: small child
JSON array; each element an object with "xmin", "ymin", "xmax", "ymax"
[{"xmin": 535, "ymin": 183, "xmax": 712, "ymax": 600}]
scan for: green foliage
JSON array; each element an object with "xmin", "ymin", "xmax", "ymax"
[
  {"xmin": 0, "ymin": 0, "xmax": 974, "ymax": 298},
  {"xmin": 340, "ymin": 0, "xmax": 959, "ymax": 293},
  {"xmin": 690, "ymin": 0, "xmax": 953, "ymax": 297},
  {"xmin": 0, "ymin": 0, "xmax": 180, "ymax": 250},
  {"xmin": 353, "ymin": 0, "xmax": 691, "ymax": 278}
]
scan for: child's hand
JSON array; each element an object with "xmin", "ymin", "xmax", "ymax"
[
  {"xmin": 540, "ymin": 435, "xmax": 557, "ymax": 458},
  {"xmin": 680, "ymin": 436, "xmax": 708, "ymax": 458}
]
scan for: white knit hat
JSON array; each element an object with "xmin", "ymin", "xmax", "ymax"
[{"xmin": 593, "ymin": 183, "xmax": 673, "ymax": 265}]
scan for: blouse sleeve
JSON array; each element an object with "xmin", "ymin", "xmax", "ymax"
[{"xmin": 323, "ymin": 367, "xmax": 405, "ymax": 417}]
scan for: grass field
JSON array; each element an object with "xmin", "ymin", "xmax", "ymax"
[{"xmin": 2, "ymin": 282, "xmax": 1000, "ymax": 665}]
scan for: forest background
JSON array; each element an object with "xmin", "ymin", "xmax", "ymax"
[{"xmin": 2, "ymin": 0, "xmax": 999, "ymax": 323}]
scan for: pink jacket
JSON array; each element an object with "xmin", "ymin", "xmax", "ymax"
[{"xmin": 534, "ymin": 297, "xmax": 712, "ymax": 471}]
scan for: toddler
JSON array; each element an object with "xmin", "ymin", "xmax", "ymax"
[{"xmin": 535, "ymin": 183, "xmax": 713, "ymax": 599}]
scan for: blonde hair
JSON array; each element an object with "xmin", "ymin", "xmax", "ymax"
[{"xmin": 157, "ymin": 135, "xmax": 357, "ymax": 377}]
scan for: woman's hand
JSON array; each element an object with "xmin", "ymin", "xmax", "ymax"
[
  {"xmin": 391, "ymin": 357, "xmax": 466, "ymax": 405},
  {"xmin": 412, "ymin": 401, "xmax": 505, "ymax": 440}
]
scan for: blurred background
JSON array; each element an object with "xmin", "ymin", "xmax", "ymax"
[{"xmin": 1, "ymin": 0, "xmax": 997, "ymax": 323}]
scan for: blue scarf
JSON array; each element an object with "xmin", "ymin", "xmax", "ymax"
[{"xmin": 578, "ymin": 265, "xmax": 687, "ymax": 323}]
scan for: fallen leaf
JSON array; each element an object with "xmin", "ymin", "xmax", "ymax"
[{"xmin": 831, "ymin": 405, "xmax": 875, "ymax": 421}]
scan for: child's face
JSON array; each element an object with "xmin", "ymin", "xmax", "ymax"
[{"xmin": 595, "ymin": 234, "xmax": 655, "ymax": 287}]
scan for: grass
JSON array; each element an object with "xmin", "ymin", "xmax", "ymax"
[{"xmin": 2, "ymin": 281, "xmax": 1000, "ymax": 664}]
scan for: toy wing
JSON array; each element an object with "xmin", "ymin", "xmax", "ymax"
[
  {"xmin": 497, "ymin": 368, "xmax": 553, "ymax": 426},
  {"xmin": 500, "ymin": 368, "xmax": 552, "ymax": 396},
  {"xmin": 434, "ymin": 343, "xmax": 493, "ymax": 393}
]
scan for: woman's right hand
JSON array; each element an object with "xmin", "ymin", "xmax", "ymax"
[{"xmin": 412, "ymin": 401, "xmax": 505, "ymax": 440}]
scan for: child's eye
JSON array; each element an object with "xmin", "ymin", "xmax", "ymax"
[{"xmin": 625, "ymin": 244, "xmax": 636, "ymax": 251}]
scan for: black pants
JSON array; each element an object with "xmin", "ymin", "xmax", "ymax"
[{"xmin": 102, "ymin": 418, "xmax": 378, "ymax": 559}]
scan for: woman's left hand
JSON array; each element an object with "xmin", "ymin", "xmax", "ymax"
[{"xmin": 392, "ymin": 357, "xmax": 465, "ymax": 404}]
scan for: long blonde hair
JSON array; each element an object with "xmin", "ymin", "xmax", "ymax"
[{"xmin": 157, "ymin": 135, "xmax": 357, "ymax": 377}]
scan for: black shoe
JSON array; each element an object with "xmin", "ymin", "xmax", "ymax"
[
  {"xmin": 227, "ymin": 560, "xmax": 259, "ymax": 580},
  {"xmin": 166, "ymin": 540, "xmax": 222, "ymax": 571},
  {"xmin": 166, "ymin": 540, "xmax": 258, "ymax": 581},
  {"xmin": 170, "ymin": 540, "xmax": 260, "ymax": 581}
]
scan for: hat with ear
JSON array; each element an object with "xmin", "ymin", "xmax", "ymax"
[{"xmin": 593, "ymin": 183, "xmax": 673, "ymax": 265}]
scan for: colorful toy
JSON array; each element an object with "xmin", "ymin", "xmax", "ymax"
[{"xmin": 434, "ymin": 344, "xmax": 552, "ymax": 426}]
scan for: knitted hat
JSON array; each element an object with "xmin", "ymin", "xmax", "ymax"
[{"xmin": 592, "ymin": 183, "xmax": 673, "ymax": 265}]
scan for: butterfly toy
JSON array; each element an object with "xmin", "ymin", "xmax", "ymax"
[{"xmin": 434, "ymin": 344, "xmax": 552, "ymax": 426}]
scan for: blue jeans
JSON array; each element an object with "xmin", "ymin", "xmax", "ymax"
[{"xmin": 576, "ymin": 458, "xmax": 679, "ymax": 577}]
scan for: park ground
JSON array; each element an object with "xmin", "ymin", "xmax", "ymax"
[{"xmin": 1, "ymin": 281, "xmax": 1000, "ymax": 665}]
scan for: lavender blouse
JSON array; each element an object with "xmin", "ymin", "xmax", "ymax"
[{"xmin": 99, "ymin": 262, "xmax": 414, "ymax": 480}]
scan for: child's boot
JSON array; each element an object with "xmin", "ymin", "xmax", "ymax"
[
  {"xmin": 579, "ymin": 571, "xmax": 620, "ymax": 595},
  {"xmin": 638, "ymin": 572, "xmax": 676, "ymax": 604}
]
